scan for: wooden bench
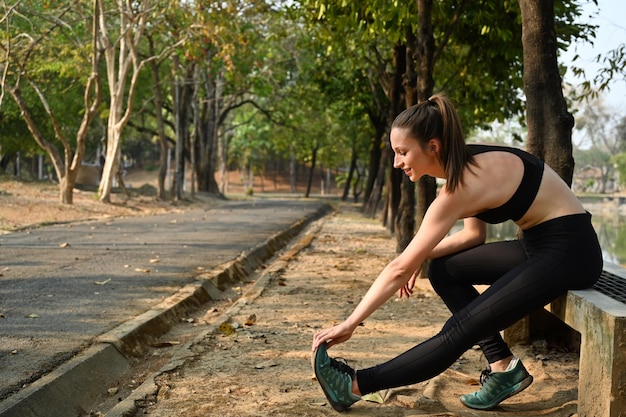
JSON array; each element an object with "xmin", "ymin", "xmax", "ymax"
[{"xmin": 545, "ymin": 262, "xmax": 626, "ymax": 417}]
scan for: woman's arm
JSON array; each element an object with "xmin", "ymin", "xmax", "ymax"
[
  {"xmin": 312, "ymin": 195, "xmax": 464, "ymax": 350},
  {"xmin": 428, "ymin": 217, "xmax": 486, "ymax": 259},
  {"xmin": 398, "ymin": 217, "xmax": 486, "ymax": 298}
]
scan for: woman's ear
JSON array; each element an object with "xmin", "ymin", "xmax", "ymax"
[{"xmin": 428, "ymin": 139, "xmax": 441, "ymax": 153}]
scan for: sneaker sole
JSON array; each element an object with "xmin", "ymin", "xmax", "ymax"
[
  {"xmin": 461, "ymin": 375, "xmax": 534, "ymax": 410},
  {"xmin": 311, "ymin": 347, "xmax": 351, "ymax": 412}
]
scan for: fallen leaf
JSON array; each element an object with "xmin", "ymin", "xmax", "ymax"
[
  {"xmin": 361, "ymin": 393, "xmax": 384, "ymax": 404},
  {"xmin": 245, "ymin": 314, "xmax": 257, "ymax": 326},
  {"xmin": 218, "ymin": 321, "xmax": 236, "ymax": 335},
  {"xmin": 94, "ymin": 278, "xmax": 111, "ymax": 285},
  {"xmin": 59, "ymin": 242, "xmax": 70, "ymax": 248},
  {"xmin": 466, "ymin": 378, "xmax": 480, "ymax": 386},
  {"xmin": 255, "ymin": 360, "xmax": 278, "ymax": 369}
]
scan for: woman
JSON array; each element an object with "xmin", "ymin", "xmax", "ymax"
[{"xmin": 311, "ymin": 94, "xmax": 603, "ymax": 412}]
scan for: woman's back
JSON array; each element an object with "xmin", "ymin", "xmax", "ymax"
[{"xmin": 457, "ymin": 145, "xmax": 585, "ymax": 229}]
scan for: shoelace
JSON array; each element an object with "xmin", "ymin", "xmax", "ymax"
[
  {"xmin": 479, "ymin": 368, "xmax": 492, "ymax": 385},
  {"xmin": 329, "ymin": 357, "xmax": 355, "ymax": 378}
]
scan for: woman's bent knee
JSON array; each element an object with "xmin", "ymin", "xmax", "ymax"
[{"xmin": 428, "ymin": 257, "xmax": 448, "ymax": 289}]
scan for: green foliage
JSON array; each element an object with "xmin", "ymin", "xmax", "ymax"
[
  {"xmin": 228, "ymin": 110, "xmax": 273, "ymax": 172},
  {"xmin": 0, "ymin": 1, "xmax": 102, "ymax": 162},
  {"xmin": 299, "ymin": 0, "xmax": 527, "ymax": 131},
  {"xmin": 0, "ymin": 0, "xmax": 609, "ymax": 189}
]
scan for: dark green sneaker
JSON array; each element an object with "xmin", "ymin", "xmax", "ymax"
[
  {"xmin": 460, "ymin": 358, "xmax": 533, "ymax": 410},
  {"xmin": 311, "ymin": 342, "xmax": 360, "ymax": 412}
]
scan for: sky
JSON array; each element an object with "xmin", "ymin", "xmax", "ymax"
[{"xmin": 561, "ymin": 0, "xmax": 626, "ymax": 109}]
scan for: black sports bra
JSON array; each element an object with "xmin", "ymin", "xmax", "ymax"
[{"xmin": 469, "ymin": 144, "xmax": 544, "ymax": 224}]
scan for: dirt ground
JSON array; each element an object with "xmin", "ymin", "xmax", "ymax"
[
  {"xmin": 0, "ymin": 173, "xmax": 181, "ymax": 231},
  {"xmin": 0, "ymin": 175, "xmax": 580, "ymax": 416}
]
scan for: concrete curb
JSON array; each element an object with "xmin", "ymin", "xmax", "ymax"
[{"xmin": 0, "ymin": 203, "xmax": 332, "ymax": 417}]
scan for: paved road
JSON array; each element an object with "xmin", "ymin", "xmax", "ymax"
[{"xmin": 0, "ymin": 198, "xmax": 330, "ymax": 404}]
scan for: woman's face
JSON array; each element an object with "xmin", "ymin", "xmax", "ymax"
[{"xmin": 390, "ymin": 127, "xmax": 440, "ymax": 182}]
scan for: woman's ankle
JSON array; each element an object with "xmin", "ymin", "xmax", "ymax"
[
  {"xmin": 352, "ymin": 375, "xmax": 362, "ymax": 396},
  {"xmin": 489, "ymin": 355, "xmax": 514, "ymax": 373}
]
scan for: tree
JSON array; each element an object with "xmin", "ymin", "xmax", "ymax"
[
  {"xmin": 176, "ymin": 1, "xmax": 292, "ymax": 197},
  {"xmin": 145, "ymin": 34, "xmax": 173, "ymax": 200},
  {"xmin": 304, "ymin": 0, "xmax": 530, "ymax": 252},
  {"xmin": 96, "ymin": 0, "xmax": 151, "ymax": 202},
  {"xmin": 1, "ymin": 0, "xmax": 599, "ymax": 212},
  {"xmin": 0, "ymin": 0, "xmax": 102, "ymax": 204}
]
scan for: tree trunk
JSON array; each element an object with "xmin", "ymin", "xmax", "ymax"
[
  {"xmin": 305, "ymin": 147, "xmax": 318, "ymax": 198},
  {"xmin": 365, "ymin": 142, "xmax": 390, "ymax": 218},
  {"xmin": 289, "ymin": 147, "xmax": 296, "ymax": 193},
  {"xmin": 195, "ymin": 67, "xmax": 222, "ymax": 195},
  {"xmin": 395, "ymin": 28, "xmax": 420, "ymax": 252},
  {"xmin": 147, "ymin": 37, "xmax": 170, "ymax": 200},
  {"xmin": 519, "ymin": 0, "xmax": 575, "ymax": 184},
  {"xmin": 363, "ymin": 128, "xmax": 387, "ymax": 216},
  {"xmin": 97, "ymin": 0, "xmax": 149, "ymax": 203},
  {"xmin": 342, "ymin": 147, "xmax": 358, "ymax": 201},
  {"xmin": 190, "ymin": 66, "xmax": 201, "ymax": 198},
  {"xmin": 382, "ymin": 43, "xmax": 407, "ymax": 233},
  {"xmin": 412, "ymin": 0, "xmax": 438, "ymax": 275},
  {"xmin": 173, "ymin": 74, "xmax": 185, "ymax": 200},
  {"xmin": 362, "ymin": 116, "xmax": 386, "ymax": 205}
]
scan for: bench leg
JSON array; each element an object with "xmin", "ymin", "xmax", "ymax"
[{"xmin": 574, "ymin": 305, "xmax": 626, "ymax": 416}]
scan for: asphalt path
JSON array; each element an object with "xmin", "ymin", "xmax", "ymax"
[{"xmin": 0, "ymin": 198, "xmax": 330, "ymax": 403}]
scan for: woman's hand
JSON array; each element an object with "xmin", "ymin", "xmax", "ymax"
[
  {"xmin": 312, "ymin": 321, "xmax": 355, "ymax": 351},
  {"xmin": 397, "ymin": 269, "xmax": 420, "ymax": 298}
]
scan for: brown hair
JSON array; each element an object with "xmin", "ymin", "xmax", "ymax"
[{"xmin": 391, "ymin": 94, "xmax": 475, "ymax": 192}]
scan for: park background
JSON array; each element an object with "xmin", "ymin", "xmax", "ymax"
[
  {"xmin": 1, "ymin": 0, "xmax": 626, "ymax": 260},
  {"xmin": 1, "ymin": 2, "xmax": 626, "ymax": 416}
]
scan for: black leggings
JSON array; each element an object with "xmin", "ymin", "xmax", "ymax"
[{"xmin": 356, "ymin": 212, "xmax": 603, "ymax": 395}]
